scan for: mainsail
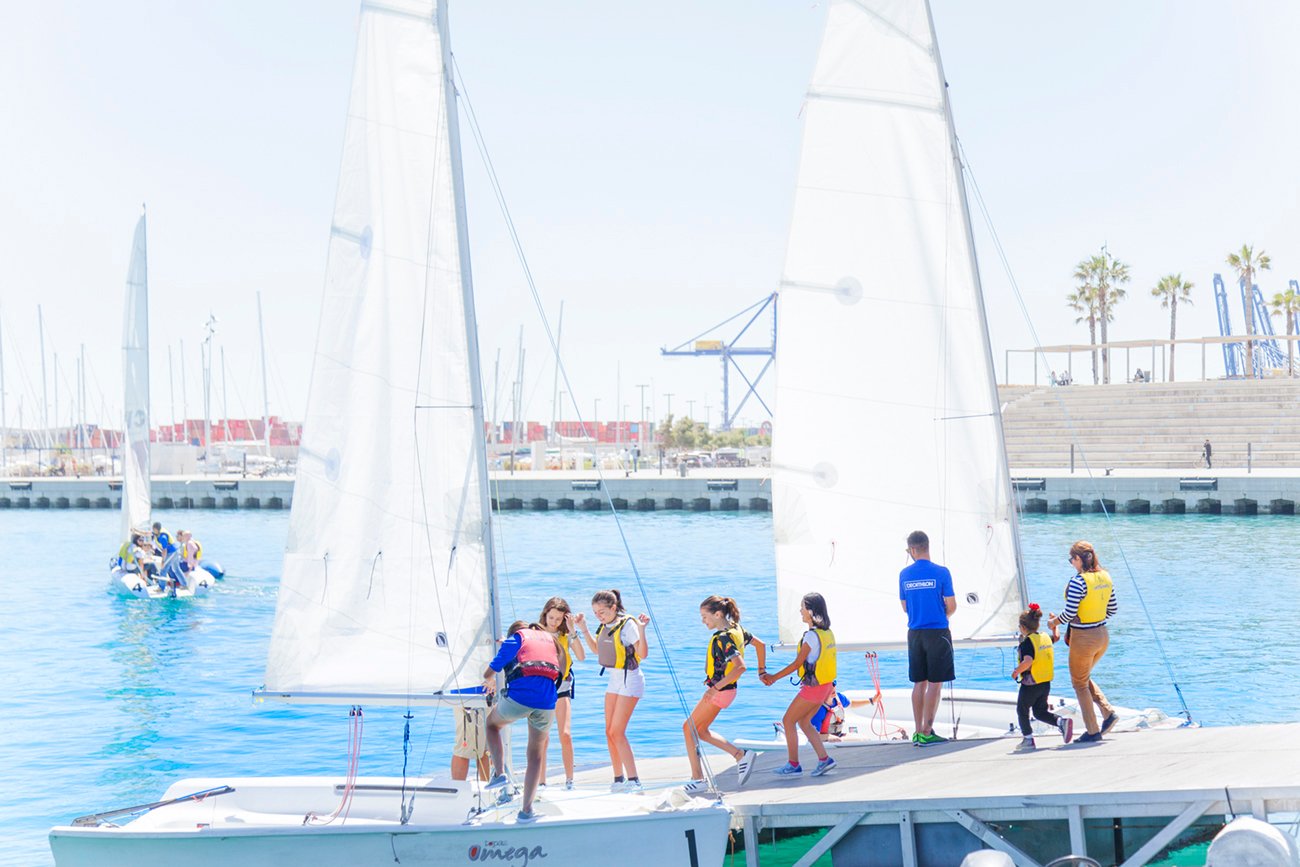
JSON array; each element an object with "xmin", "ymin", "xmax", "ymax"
[
  {"xmin": 772, "ymin": 0, "xmax": 1026, "ymax": 650},
  {"xmin": 120, "ymin": 214, "xmax": 151, "ymax": 541},
  {"xmin": 262, "ymin": 0, "xmax": 497, "ymax": 704}
]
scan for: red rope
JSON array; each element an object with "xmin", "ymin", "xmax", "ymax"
[
  {"xmin": 305, "ymin": 706, "xmax": 364, "ymax": 825},
  {"xmin": 863, "ymin": 653, "xmax": 909, "ymax": 740}
]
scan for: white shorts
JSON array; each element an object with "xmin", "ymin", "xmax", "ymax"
[{"xmin": 605, "ymin": 667, "xmax": 645, "ymax": 698}]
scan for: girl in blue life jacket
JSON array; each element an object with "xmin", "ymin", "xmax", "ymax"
[
  {"xmin": 760, "ymin": 592, "xmax": 837, "ymax": 778},
  {"xmin": 681, "ymin": 595, "xmax": 766, "ymax": 794},
  {"xmin": 538, "ymin": 596, "xmax": 585, "ymax": 790},
  {"xmin": 575, "ymin": 589, "xmax": 650, "ymax": 792},
  {"xmin": 1010, "ymin": 603, "xmax": 1074, "ymax": 752}
]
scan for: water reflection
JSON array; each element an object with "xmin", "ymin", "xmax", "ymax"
[{"xmin": 97, "ymin": 596, "xmax": 207, "ymax": 787}]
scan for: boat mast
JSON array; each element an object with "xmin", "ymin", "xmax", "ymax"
[
  {"xmin": 0, "ymin": 306, "xmax": 7, "ymax": 474},
  {"xmin": 922, "ymin": 0, "xmax": 1029, "ymax": 599},
  {"xmin": 439, "ymin": 0, "xmax": 501, "ymax": 643},
  {"xmin": 257, "ymin": 291, "xmax": 271, "ymax": 454},
  {"xmin": 550, "ymin": 301, "xmax": 563, "ymax": 444}
]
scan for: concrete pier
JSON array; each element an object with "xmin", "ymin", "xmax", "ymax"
[
  {"xmin": 9, "ymin": 468, "xmax": 1300, "ymax": 515},
  {"xmin": 571, "ymin": 723, "xmax": 1300, "ymax": 866}
]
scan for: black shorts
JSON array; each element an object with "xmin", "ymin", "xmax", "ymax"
[
  {"xmin": 556, "ymin": 675, "xmax": 574, "ymax": 701},
  {"xmin": 908, "ymin": 628, "xmax": 955, "ymax": 684}
]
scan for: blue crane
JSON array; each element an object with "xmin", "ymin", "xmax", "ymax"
[
  {"xmin": 660, "ymin": 293, "xmax": 776, "ymax": 431},
  {"xmin": 1212, "ymin": 273, "xmax": 1290, "ymax": 376}
]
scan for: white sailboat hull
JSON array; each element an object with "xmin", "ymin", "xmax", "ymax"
[
  {"xmin": 110, "ymin": 566, "xmax": 212, "ymax": 599},
  {"xmin": 735, "ymin": 687, "xmax": 1192, "ymax": 750},
  {"xmin": 49, "ymin": 776, "xmax": 731, "ymax": 867}
]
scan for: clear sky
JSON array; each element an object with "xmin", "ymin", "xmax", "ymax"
[{"xmin": 2, "ymin": 1, "xmax": 1298, "ymax": 432}]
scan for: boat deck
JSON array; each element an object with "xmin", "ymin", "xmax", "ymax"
[{"xmin": 570, "ymin": 723, "xmax": 1300, "ymax": 866}]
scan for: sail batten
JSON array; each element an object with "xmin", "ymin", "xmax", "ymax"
[
  {"xmin": 263, "ymin": 0, "xmax": 495, "ymax": 703},
  {"xmin": 772, "ymin": 0, "xmax": 1024, "ymax": 649},
  {"xmin": 120, "ymin": 215, "xmax": 151, "ymax": 541}
]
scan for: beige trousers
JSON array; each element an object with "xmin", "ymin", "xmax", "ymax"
[{"xmin": 1067, "ymin": 625, "xmax": 1115, "ymax": 735}]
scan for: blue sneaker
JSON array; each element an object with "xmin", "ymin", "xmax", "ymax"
[
  {"xmin": 485, "ymin": 773, "xmax": 510, "ymax": 790},
  {"xmin": 810, "ymin": 756, "xmax": 837, "ymax": 777},
  {"xmin": 516, "ymin": 808, "xmax": 539, "ymax": 824},
  {"xmin": 1100, "ymin": 712, "xmax": 1119, "ymax": 735},
  {"xmin": 1076, "ymin": 731, "xmax": 1103, "ymax": 744},
  {"xmin": 770, "ymin": 762, "xmax": 802, "ymax": 776}
]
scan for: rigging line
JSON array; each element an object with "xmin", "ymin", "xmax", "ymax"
[
  {"xmin": 958, "ymin": 141, "xmax": 1193, "ymax": 722},
  {"xmin": 452, "ymin": 57, "xmax": 708, "ymax": 761}
]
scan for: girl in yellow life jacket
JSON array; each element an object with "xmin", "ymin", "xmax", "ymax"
[
  {"xmin": 575, "ymin": 589, "xmax": 650, "ymax": 792},
  {"xmin": 681, "ymin": 596, "xmax": 767, "ymax": 794},
  {"xmin": 759, "ymin": 592, "xmax": 837, "ymax": 778},
  {"xmin": 1010, "ymin": 604, "xmax": 1074, "ymax": 752},
  {"xmin": 538, "ymin": 597, "xmax": 585, "ymax": 790}
]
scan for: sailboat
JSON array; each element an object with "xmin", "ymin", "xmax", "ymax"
[
  {"xmin": 109, "ymin": 213, "xmax": 214, "ymax": 600},
  {"xmin": 748, "ymin": 0, "xmax": 1185, "ymax": 745},
  {"xmin": 52, "ymin": 2, "xmax": 728, "ymax": 863}
]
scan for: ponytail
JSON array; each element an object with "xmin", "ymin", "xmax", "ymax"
[
  {"xmin": 701, "ymin": 595, "xmax": 741, "ymax": 625},
  {"xmin": 1069, "ymin": 541, "xmax": 1100, "ymax": 572},
  {"xmin": 802, "ymin": 592, "xmax": 831, "ymax": 629},
  {"xmin": 591, "ymin": 589, "xmax": 625, "ymax": 614},
  {"xmin": 1019, "ymin": 603, "xmax": 1043, "ymax": 633}
]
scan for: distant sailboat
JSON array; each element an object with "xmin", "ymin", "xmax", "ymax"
[
  {"xmin": 109, "ymin": 213, "xmax": 214, "ymax": 599},
  {"xmin": 53, "ymin": 2, "xmax": 728, "ymax": 863},
  {"xmin": 751, "ymin": 0, "xmax": 1185, "ymax": 744}
]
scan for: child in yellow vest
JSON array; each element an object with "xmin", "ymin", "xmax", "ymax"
[
  {"xmin": 1010, "ymin": 604, "xmax": 1074, "ymax": 752},
  {"xmin": 681, "ymin": 595, "xmax": 766, "ymax": 794},
  {"xmin": 760, "ymin": 592, "xmax": 837, "ymax": 777}
]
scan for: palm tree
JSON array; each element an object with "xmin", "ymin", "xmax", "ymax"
[
  {"xmin": 1074, "ymin": 250, "xmax": 1130, "ymax": 383},
  {"xmin": 1269, "ymin": 286, "xmax": 1300, "ymax": 377},
  {"xmin": 1151, "ymin": 274, "xmax": 1194, "ymax": 382},
  {"xmin": 1067, "ymin": 282, "xmax": 1100, "ymax": 385},
  {"xmin": 1226, "ymin": 244, "xmax": 1271, "ymax": 379}
]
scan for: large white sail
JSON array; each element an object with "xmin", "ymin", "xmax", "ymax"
[
  {"xmin": 772, "ymin": 0, "xmax": 1025, "ymax": 650},
  {"xmin": 262, "ymin": 0, "xmax": 497, "ymax": 704},
  {"xmin": 120, "ymin": 214, "xmax": 151, "ymax": 541}
]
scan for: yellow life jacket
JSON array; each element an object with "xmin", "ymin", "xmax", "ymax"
[
  {"xmin": 557, "ymin": 631, "xmax": 573, "ymax": 681},
  {"xmin": 1074, "ymin": 569, "xmax": 1113, "ymax": 624},
  {"xmin": 596, "ymin": 616, "xmax": 638, "ymax": 671},
  {"xmin": 1028, "ymin": 630, "xmax": 1054, "ymax": 684},
  {"xmin": 118, "ymin": 541, "xmax": 136, "ymax": 565},
  {"xmin": 800, "ymin": 628, "xmax": 837, "ymax": 686},
  {"xmin": 704, "ymin": 626, "xmax": 746, "ymax": 686}
]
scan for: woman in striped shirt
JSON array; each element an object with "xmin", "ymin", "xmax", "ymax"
[{"xmin": 1049, "ymin": 540, "xmax": 1118, "ymax": 744}]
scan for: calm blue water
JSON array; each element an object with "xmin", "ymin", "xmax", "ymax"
[{"xmin": 3, "ymin": 509, "xmax": 1299, "ymax": 865}]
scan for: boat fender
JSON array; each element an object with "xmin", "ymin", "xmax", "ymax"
[{"xmin": 1207, "ymin": 816, "xmax": 1299, "ymax": 866}]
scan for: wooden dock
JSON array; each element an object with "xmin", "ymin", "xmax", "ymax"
[{"xmin": 570, "ymin": 723, "xmax": 1300, "ymax": 866}]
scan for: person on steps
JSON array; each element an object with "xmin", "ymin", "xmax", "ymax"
[
  {"xmin": 760, "ymin": 592, "xmax": 837, "ymax": 779},
  {"xmin": 575, "ymin": 589, "xmax": 650, "ymax": 792},
  {"xmin": 482, "ymin": 620, "xmax": 564, "ymax": 823},
  {"xmin": 681, "ymin": 595, "xmax": 763, "ymax": 794},
  {"xmin": 1049, "ymin": 541, "xmax": 1118, "ymax": 744},
  {"xmin": 899, "ymin": 530, "xmax": 957, "ymax": 746},
  {"xmin": 1011, "ymin": 603, "xmax": 1073, "ymax": 751}
]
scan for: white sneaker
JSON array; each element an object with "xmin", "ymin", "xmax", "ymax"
[
  {"xmin": 1014, "ymin": 737, "xmax": 1036, "ymax": 753},
  {"xmin": 564, "ymin": 779, "xmax": 575, "ymax": 791},
  {"xmin": 735, "ymin": 750, "xmax": 757, "ymax": 787},
  {"xmin": 609, "ymin": 780, "xmax": 628, "ymax": 793},
  {"xmin": 626, "ymin": 778, "xmax": 643, "ymax": 793},
  {"xmin": 682, "ymin": 779, "xmax": 709, "ymax": 794}
]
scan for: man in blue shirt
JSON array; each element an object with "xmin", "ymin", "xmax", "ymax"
[
  {"xmin": 899, "ymin": 530, "xmax": 956, "ymax": 746},
  {"xmin": 482, "ymin": 620, "xmax": 564, "ymax": 823}
]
